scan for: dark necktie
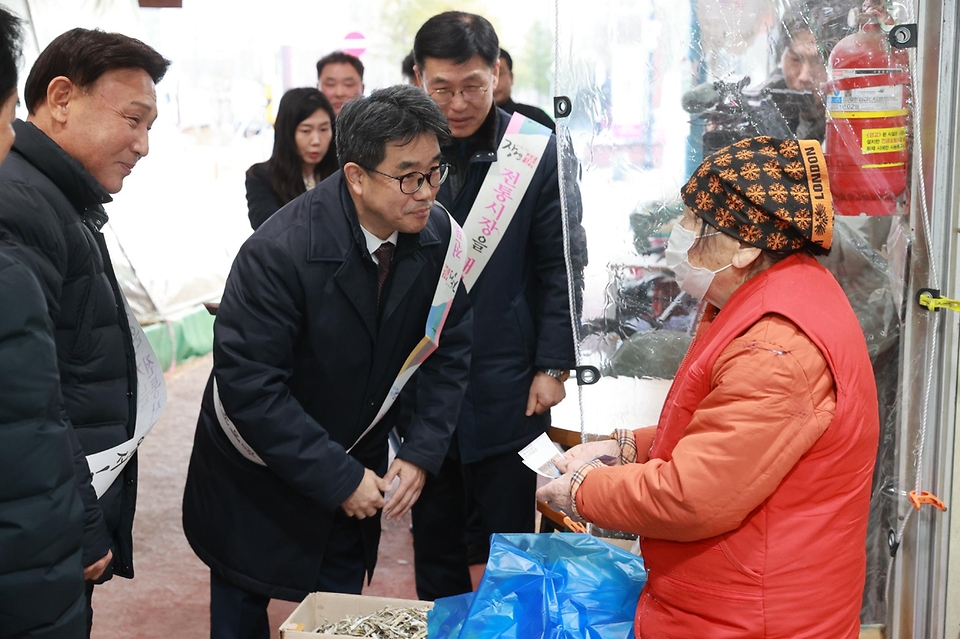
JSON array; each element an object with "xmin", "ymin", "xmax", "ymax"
[{"xmin": 374, "ymin": 242, "xmax": 394, "ymax": 305}]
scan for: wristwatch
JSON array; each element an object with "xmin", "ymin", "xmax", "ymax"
[{"xmin": 539, "ymin": 368, "xmax": 571, "ymax": 382}]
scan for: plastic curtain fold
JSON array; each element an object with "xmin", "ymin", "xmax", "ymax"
[{"xmin": 554, "ymin": 0, "xmax": 917, "ymax": 623}]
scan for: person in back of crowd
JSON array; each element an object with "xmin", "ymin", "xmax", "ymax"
[
  {"xmin": 761, "ymin": 7, "xmax": 853, "ymax": 141},
  {"xmin": 182, "ymin": 85, "xmax": 472, "ymax": 639},
  {"xmin": 316, "ymin": 50, "xmax": 364, "ymax": 116},
  {"xmin": 0, "ymin": 9, "xmax": 88, "ymax": 638},
  {"xmin": 246, "ymin": 88, "xmax": 336, "ymax": 230},
  {"xmin": 0, "ymin": 28, "xmax": 170, "ymax": 637},
  {"xmin": 402, "ymin": 51, "xmax": 420, "ymax": 86},
  {"xmin": 409, "ymin": 12, "xmax": 577, "ymax": 601},
  {"xmin": 493, "ymin": 48, "xmax": 555, "ymax": 132},
  {"xmin": 538, "ymin": 137, "xmax": 879, "ymax": 639}
]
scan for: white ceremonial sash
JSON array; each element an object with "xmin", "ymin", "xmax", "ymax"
[
  {"xmin": 214, "ymin": 211, "xmax": 467, "ymax": 466},
  {"xmin": 85, "ymin": 298, "xmax": 167, "ymax": 498},
  {"xmin": 460, "ymin": 111, "xmax": 552, "ymax": 292}
]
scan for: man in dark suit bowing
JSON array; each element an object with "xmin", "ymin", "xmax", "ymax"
[{"xmin": 182, "ymin": 85, "xmax": 472, "ymax": 639}]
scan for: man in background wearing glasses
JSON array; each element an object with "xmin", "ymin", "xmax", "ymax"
[
  {"xmin": 182, "ymin": 85, "xmax": 473, "ymax": 639},
  {"xmin": 410, "ymin": 11, "xmax": 577, "ymax": 601}
]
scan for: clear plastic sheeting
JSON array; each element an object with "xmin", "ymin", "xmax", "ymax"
[
  {"xmin": 821, "ymin": 217, "xmax": 904, "ymax": 621},
  {"xmin": 554, "ymin": 0, "xmax": 917, "ymax": 625}
]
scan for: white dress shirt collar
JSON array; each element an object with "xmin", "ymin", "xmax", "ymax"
[{"xmin": 359, "ymin": 225, "xmax": 398, "ymax": 264}]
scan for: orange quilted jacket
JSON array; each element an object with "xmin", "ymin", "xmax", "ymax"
[{"xmin": 576, "ymin": 254, "xmax": 879, "ymax": 638}]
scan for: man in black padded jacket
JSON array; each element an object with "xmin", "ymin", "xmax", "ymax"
[{"xmin": 0, "ymin": 28, "xmax": 169, "ymax": 636}]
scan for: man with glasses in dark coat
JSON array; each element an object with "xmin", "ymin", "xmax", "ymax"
[
  {"xmin": 410, "ymin": 11, "xmax": 578, "ymax": 601},
  {"xmin": 182, "ymin": 85, "xmax": 472, "ymax": 639}
]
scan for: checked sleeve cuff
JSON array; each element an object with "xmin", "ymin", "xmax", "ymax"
[
  {"xmin": 611, "ymin": 428, "xmax": 638, "ymax": 465},
  {"xmin": 569, "ymin": 459, "xmax": 605, "ymax": 519}
]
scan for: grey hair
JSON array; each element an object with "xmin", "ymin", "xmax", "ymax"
[{"xmin": 335, "ymin": 84, "xmax": 451, "ymax": 169}]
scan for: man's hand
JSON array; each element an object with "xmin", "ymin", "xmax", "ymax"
[
  {"xmin": 342, "ymin": 468, "xmax": 389, "ymax": 519},
  {"xmin": 382, "ymin": 458, "xmax": 426, "ymax": 521},
  {"xmin": 84, "ymin": 549, "xmax": 113, "ymax": 582},
  {"xmin": 526, "ymin": 372, "xmax": 566, "ymax": 416}
]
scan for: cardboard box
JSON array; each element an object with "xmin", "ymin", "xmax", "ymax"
[
  {"xmin": 279, "ymin": 589, "xmax": 884, "ymax": 638},
  {"xmin": 279, "ymin": 592, "xmax": 433, "ymax": 638},
  {"xmin": 600, "ymin": 536, "xmax": 640, "ymax": 555}
]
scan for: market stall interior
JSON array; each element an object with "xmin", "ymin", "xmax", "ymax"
[
  {"xmin": 3, "ymin": 0, "xmax": 960, "ymax": 637},
  {"xmin": 553, "ymin": 0, "xmax": 960, "ymax": 637}
]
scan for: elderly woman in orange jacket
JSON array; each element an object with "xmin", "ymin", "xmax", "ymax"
[{"xmin": 538, "ymin": 136, "xmax": 879, "ymax": 639}]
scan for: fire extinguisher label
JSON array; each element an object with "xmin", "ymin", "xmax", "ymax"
[
  {"xmin": 827, "ymin": 85, "xmax": 903, "ymax": 114},
  {"xmin": 831, "ymin": 68, "xmax": 906, "ymax": 79},
  {"xmin": 861, "ymin": 127, "xmax": 908, "ymax": 155}
]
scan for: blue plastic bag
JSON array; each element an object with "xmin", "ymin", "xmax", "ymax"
[{"xmin": 428, "ymin": 533, "xmax": 646, "ymax": 638}]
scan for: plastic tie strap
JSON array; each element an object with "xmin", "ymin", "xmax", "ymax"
[
  {"xmin": 562, "ymin": 516, "xmax": 587, "ymax": 533},
  {"xmin": 908, "ymin": 489, "xmax": 947, "ymax": 511},
  {"xmin": 917, "ymin": 289, "xmax": 960, "ymax": 313}
]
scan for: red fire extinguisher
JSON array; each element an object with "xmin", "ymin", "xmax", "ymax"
[{"xmin": 824, "ymin": 2, "xmax": 910, "ymax": 216}]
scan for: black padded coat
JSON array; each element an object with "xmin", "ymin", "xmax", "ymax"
[
  {"xmin": 0, "ymin": 248, "xmax": 87, "ymax": 637},
  {"xmin": 0, "ymin": 120, "xmax": 138, "ymax": 581}
]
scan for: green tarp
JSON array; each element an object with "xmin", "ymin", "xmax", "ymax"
[{"xmin": 142, "ymin": 305, "xmax": 215, "ymax": 371}]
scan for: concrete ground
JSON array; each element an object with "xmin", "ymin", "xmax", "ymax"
[{"xmin": 89, "ymin": 354, "xmax": 481, "ymax": 638}]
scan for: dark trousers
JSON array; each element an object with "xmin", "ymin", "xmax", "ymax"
[
  {"xmin": 210, "ymin": 573, "xmax": 270, "ymax": 639},
  {"xmin": 412, "ymin": 448, "xmax": 538, "ymax": 601},
  {"xmin": 84, "ymin": 583, "xmax": 94, "ymax": 638},
  {"xmin": 209, "ymin": 512, "xmax": 366, "ymax": 639}
]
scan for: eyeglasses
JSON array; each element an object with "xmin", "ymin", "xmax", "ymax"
[
  {"xmin": 428, "ymin": 85, "xmax": 490, "ymax": 106},
  {"xmin": 363, "ymin": 163, "xmax": 450, "ymax": 194}
]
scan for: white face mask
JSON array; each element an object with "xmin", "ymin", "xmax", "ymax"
[{"xmin": 665, "ymin": 224, "xmax": 731, "ymax": 301}]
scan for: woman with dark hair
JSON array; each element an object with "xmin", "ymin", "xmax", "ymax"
[
  {"xmin": 0, "ymin": 7, "xmax": 89, "ymax": 638},
  {"xmin": 245, "ymin": 87, "xmax": 337, "ymax": 230},
  {"xmin": 538, "ymin": 137, "xmax": 879, "ymax": 638}
]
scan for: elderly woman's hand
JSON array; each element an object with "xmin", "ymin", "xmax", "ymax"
[
  {"xmin": 561, "ymin": 439, "xmax": 621, "ymax": 469},
  {"xmin": 536, "ymin": 471, "xmax": 576, "ymax": 516}
]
